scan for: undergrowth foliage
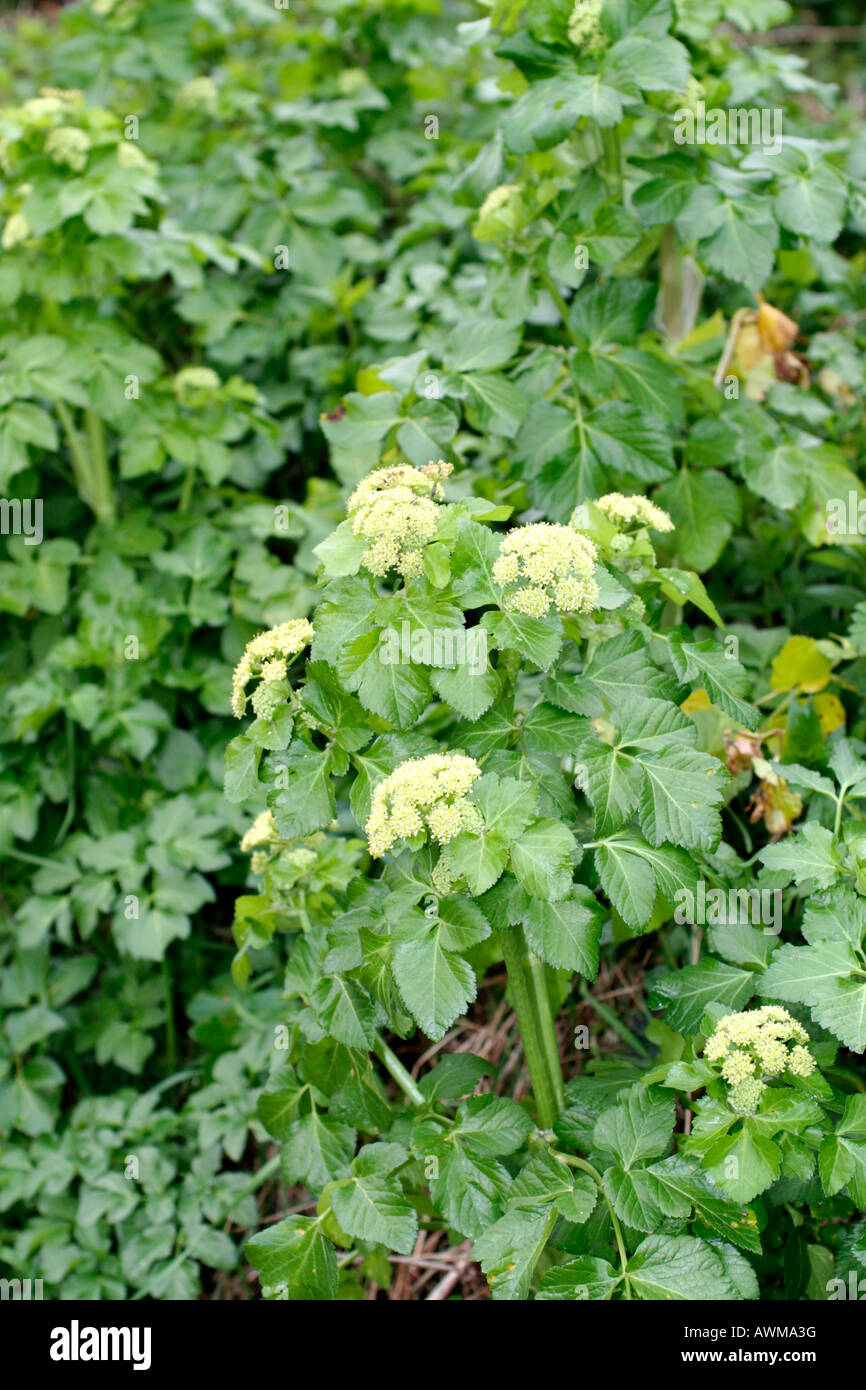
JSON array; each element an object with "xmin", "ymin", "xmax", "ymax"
[{"xmin": 1, "ymin": 0, "xmax": 866, "ymax": 1302}]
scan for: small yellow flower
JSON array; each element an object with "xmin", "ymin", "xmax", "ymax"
[
  {"xmin": 728, "ymin": 1077, "xmax": 767, "ymax": 1115},
  {"xmin": 347, "ymin": 460, "xmax": 452, "ymax": 580},
  {"xmin": 232, "ymin": 618, "xmax": 313, "ymax": 718},
  {"xmin": 788, "ymin": 1045, "xmax": 816, "ymax": 1078},
  {"xmin": 45, "ymin": 125, "xmax": 91, "ymax": 171},
  {"xmin": 493, "ymin": 523, "xmax": 599, "ymax": 616},
  {"xmin": 568, "ymin": 0, "xmax": 604, "ymax": 47},
  {"xmin": 590, "ymin": 493, "xmax": 674, "ymax": 533},
  {"xmin": 703, "ymin": 1006, "xmax": 817, "ymax": 1112},
  {"xmin": 720, "ymin": 1049, "xmax": 755, "ymax": 1085},
  {"xmin": 2, "ymin": 212, "xmax": 30, "ymax": 250},
  {"xmin": 241, "ymin": 809, "xmax": 279, "ymax": 853},
  {"xmin": 365, "ymin": 752, "xmax": 481, "ymax": 858}
]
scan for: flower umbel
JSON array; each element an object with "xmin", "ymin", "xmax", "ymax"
[
  {"xmin": 365, "ymin": 752, "xmax": 482, "ymax": 859},
  {"xmin": 568, "ymin": 0, "xmax": 604, "ymax": 48},
  {"xmin": 492, "ymin": 522, "xmax": 599, "ymax": 618},
  {"xmin": 240, "ymin": 810, "xmax": 279, "ymax": 853},
  {"xmin": 348, "ymin": 460, "xmax": 452, "ymax": 579},
  {"xmin": 231, "ymin": 618, "xmax": 314, "ymax": 718},
  {"xmin": 590, "ymin": 493, "xmax": 674, "ymax": 533},
  {"xmin": 703, "ymin": 1005, "xmax": 816, "ymax": 1114}
]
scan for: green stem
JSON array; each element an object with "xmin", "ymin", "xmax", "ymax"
[
  {"xmin": 528, "ymin": 952, "xmax": 565, "ymax": 1114},
  {"xmin": 538, "ymin": 268, "xmax": 573, "ymax": 334},
  {"xmin": 600, "ymin": 127, "xmax": 622, "ymax": 191},
  {"xmin": 555, "ymin": 1152, "xmax": 631, "ymax": 1296},
  {"xmin": 578, "ymin": 980, "xmax": 651, "ymax": 1059},
  {"xmin": 56, "ymin": 399, "xmax": 95, "ymax": 512},
  {"xmin": 232, "ymin": 1152, "xmax": 282, "ymax": 1207},
  {"xmin": 500, "ymin": 926, "xmax": 564, "ymax": 1128},
  {"xmin": 85, "ymin": 409, "xmax": 116, "ymax": 523},
  {"xmin": 373, "ymin": 1033, "xmax": 425, "ymax": 1107},
  {"xmin": 55, "ymin": 401, "xmax": 116, "ymax": 523}
]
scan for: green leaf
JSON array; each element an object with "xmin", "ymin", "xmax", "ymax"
[
  {"xmin": 425, "ymin": 1145, "xmax": 510, "ymax": 1239},
  {"xmin": 313, "ymin": 518, "xmax": 369, "ymax": 578},
  {"xmin": 442, "ymin": 319, "xmax": 523, "ymax": 372},
  {"xmin": 224, "ymin": 734, "xmax": 261, "ymax": 803},
  {"xmin": 536, "ymin": 1256, "xmax": 620, "ymax": 1300},
  {"xmin": 269, "ymin": 743, "xmax": 336, "ymax": 839},
  {"xmin": 481, "ymin": 609, "xmax": 563, "ymax": 668},
  {"xmin": 431, "ymin": 662, "xmax": 500, "ymax": 719},
  {"xmin": 281, "ymin": 1112, "xmax": 357, "ymax": 1192},
  {"xmin": 392, "ymin": 916, "xmax": 478, "ymax": 1042},
  {"xmin": 758, "ymin": 822, "xmax": 841, "ymax": 889},
  {"xmin": 669, "ymin": 636, "xmax": 758, "ymax": 730},
  {"xmin": 247, "ymin": 1217, "xmax": 338, "ymax": 1300},
  {"xmin": 338, "ymin": 630, "xmax": 431, "ymax": 727},
  {"xmin": 655, "ymin": 468, "xmax": 741, "ymax": 573},
  {"xmin": 701, "ymin": 1125, "xmax": 782, "ymax": 1204},
  {"xmin": 650, "ymin": 959, "xmax": 758, "ymax": 1032},
  {"xmin": 775, "ymin": 163, "xmax": 847, "ymax": 243},
  {"xmin": 523, "ymin": 888, "xmax": 601, "ymax": 976},
  {"xmin": 443, "ymin": 826, "xmax": 510, "ymax": 895},
  {"xmin": 593, "ymin": 848, "xmax": 655, "ymax": 933},
  {"xmin": 626, "ymin": 1234, "xmax": 753, "ymax": 1300},
  {"xmin": 331, "ymin": 1172, "xmax": 417, "ymax": 1254},
  {"xmin": 453, "ymin": 1095, "xmax": 535, "ymax": 1157},
  {"xmin": 510, "ymin": 818, "xmax": 576, "ymax": 901},
  {"xmin": 759, "ymin": 890, "xmax": 866, "ymax": 1052},
  {"xmin": 594, "ymin": 1087, "xmax": 675, "ymax": 1168},
  {"xmin": 312, "ymin": 975, "xmax": 376, "ymax": 1049}
]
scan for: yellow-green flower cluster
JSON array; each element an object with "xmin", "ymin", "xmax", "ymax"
[
  {"xmin": 568, "ymin": 0, "xmax": 604, "ymax": 47},
  {"xmin": 240, "ymin": 809, "xmax": 279, "ymax": 853},
  {"xmin": 45, "ymin": 125, "xmax": 91, "ymax": 171},
  {"xmin": 347, "ymin": 460, "xmax": 452, "ymax": 579},
  {"xmin": 594, "ymin": 492, "xmax": 678, "ymax": 528},
  {"xmin": 231, "ymin": 618, "xmax": 314, "ymax": 718},
  {"xmin": 593, "ymin": 493, "xmax": 674, "ymax": 533},
  {"xmin": 703, "ymin": 1006, "xmax": 816, "ymax": 1114},
  {"xmin": 492, "ymin": 523, "xmax": 599, "ymax": 618},
  {"xmin": 365, "ymin": 753, "xmax": 482, "ymax": 859}
]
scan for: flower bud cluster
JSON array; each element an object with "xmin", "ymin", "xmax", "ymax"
[
  {"xmin": 231, "ymin": 618, "xmax": 314, "ymax": 718},
  {"xmin": 492, "ymin": 522, "xmax": 599, "ymax": 617},
  {"xmin": 365, "ymin": 753, "xmax": 482, "ymax": 859},
  {"xmin": 703, "ymin": 1005, "xmax": 816, "ymax": 1114},
  {"xmin": 240, "ymin": 809, "xmax": 279, "ymax": 853},
  {"xmin": 347, "ymin": 461, "xmax": 452, "ymax": 579},
  {"xmin": 590, "ymin": 493, "xmax": 674, "ymax": 533}
]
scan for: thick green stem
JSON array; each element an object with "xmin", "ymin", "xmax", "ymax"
[
  {"xmin": 373, "ymin": 1033, "xmax": 425, "ymax": 1107},
  {"xmin": 500, "ymin": 926, "xmax": 564, "ymax": 1128},
  {"xmin": 85, "ymin": 409, "xmax": 116, "ymax": 523},
  {"xmin": 55, "ymin": 401, "xmax": 116, "ymax": 523}
]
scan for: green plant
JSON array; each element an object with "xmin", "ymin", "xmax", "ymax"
[
  {"xmin": 2, "ymin": 0, "xmax": 866, "ymax": 1305},
  {"xmin": 225, "ymin": 464, "xmax": 863, "ymax": 1299}
]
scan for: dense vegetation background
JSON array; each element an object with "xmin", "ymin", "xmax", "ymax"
[{"xmin": 1, "ymin": 0, "xmax": 865, "ymax": 1301}]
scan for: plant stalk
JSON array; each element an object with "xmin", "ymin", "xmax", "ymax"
[
  {"xmin": 500, "ymin": 925, "xmax": 564, "ymax": 1128},
  {"xmin": 373, "ymin": 1033, "xmax": 425, "ymax": 1107}
]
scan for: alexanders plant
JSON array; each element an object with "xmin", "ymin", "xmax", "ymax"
[{"xmin": 224, "ymin": 460, "xmax": 864, "ymax": 1299}]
